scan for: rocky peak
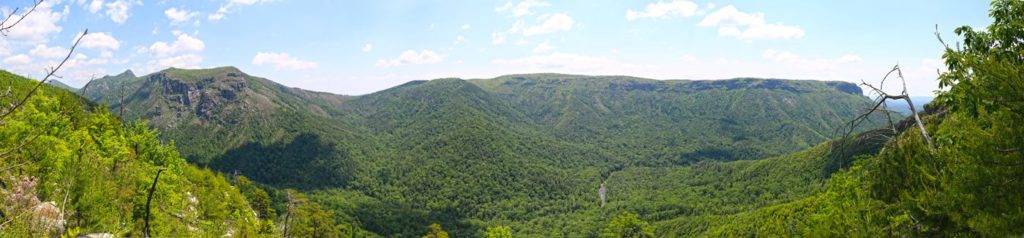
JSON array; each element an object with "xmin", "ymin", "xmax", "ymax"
[
  {"xmin": 116, "ymin": 69, "xmax": 136, "ymax": 78},
  {"xmin": 146, "ymin": 68, "xmax": 252, "ymax": 121}
]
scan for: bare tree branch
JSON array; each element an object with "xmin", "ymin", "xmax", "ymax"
[
  {"xmin": 79, "ymin": 74, "xmax": 96, "ymax": 96},
  {"xmin": 861, "ymin": 65, "xmax": 933, "ymax": 148},
  {"xmin": 0, "ymin": 29, "xmax": 88, "ymax": 120},
  {"xmin": 0, "ymin": 0, "xmax": 43, "ymax": 33}
]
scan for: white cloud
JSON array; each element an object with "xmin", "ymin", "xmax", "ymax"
[
  {"xmin": 141, "ymin": 33, "xmax": 205, "ymax": 73},
  {"xmin": 105, "ymin": 0, "xmax": 141, "ymax": 24},
  {"xmin": 153, "ymin": 54, "xmax": 203, "ymax": 69},
  {"xmin": 208, "ymin": 12, "xmax": 225, "ymax": 20},
  {"xmin": 209, "ymin": 0, "xmax": 266, "ymax": 21},
  {"xmin": 462, "ymin": 24, "xmax": 471, "ymax": 30},
  {"xmin": 4, "ymin": 0, "xmax": 65, "ymax": 44},
  {"xmin": 454, "ymin": 36, "xmax": 466, "ymax": 45},
  {"xmin": 2, "ymin": 50, "xmax": 115, "ymax": 86},
  {"xmin": 78, "ymin": 32, "xmax": 121, "ymax": 50},
  {"xmin": 252, "ymin": 52, "xmax": 320, "ymax": 71},
  {"xmin": 523, "ymin": 13, "xmax": 573, "ymax": 36},
  {"xmin": 165, "ymin": 7, "xmax": 199, "ymax": 24},
  {"xmin": 29, "ymin": 45, "xmax": 67, "ymax": 59},
  {"xmin": 3, "ymin": 54, "xmax": 32, "ymax": 65},
  {"xmin": 698, "ymin": 5, "xmax": 804, "ymax": 40},
  {"xmin": 626, "ymin": 0, "xmax": 700, "ymax": 21},
  {"xmin": 148, "ymin": 33, "xmax": 205, "ymax": 58},
  {"xmin": 532, "ymin": 41, "xmax": 553, "ymax": 53},
  {"xmin": 495, "ymin": 0, "xmax": 550, "ymax": 17},
  {"xmin": 375, "ymin": 50, "xmax": 443, "ymax": 67},
  {"xmin": 88, "ymin": 0, "xmax": 104, "ymax": 13},
  {"xmin": 491, "ymin": 21, "xmax": 524, "ymax": 45},
  {"xmin": 362, "ymin": 44, "xmax": 373, "ymax": 52}
]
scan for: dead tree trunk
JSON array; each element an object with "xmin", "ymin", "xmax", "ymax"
[
  {"xmin": 282, "ymin": 190, "xmax": 293, "ymax": 238},
  {"xmin": 143, "ymin": 169, "xmax": 164, "ymax": 238},
  {"xmin": 859, "ymin": 65, "xmax": 934, "ymax": 148}
]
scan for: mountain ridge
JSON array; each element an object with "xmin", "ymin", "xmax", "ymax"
[{"xmin": 77, "ymin": 66, "xmax": 886, "ymax": 236}]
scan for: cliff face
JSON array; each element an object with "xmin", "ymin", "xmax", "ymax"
[{"xmin": 147, "ymin": 70, "xmax": 251, "ymax": 121}]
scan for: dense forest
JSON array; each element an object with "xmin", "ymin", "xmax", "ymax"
[
  {"xmin": 76, "ymin": 66, "xmax": 883, "ymax": 236},
  {"xmin": 1, "ymin": 0, "xmax": 1021, "ymax": 237}
]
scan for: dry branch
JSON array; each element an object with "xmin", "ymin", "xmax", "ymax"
[
  {"xmin": 861, "ymin": 65, "xmax": 933, "ymax": 148},
  {"xmin": 0, "ymin": 29, "xmax": 88, "ymax": 120},
  {"xmin": 0, "ymin": 0, "xmax": 43, "ymax": 34}
]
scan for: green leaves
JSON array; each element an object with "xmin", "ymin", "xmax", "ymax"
[
  {"xmin": 601, "ymin": 211, "xmax": 654, "ymax": 238},
  {"xmin": 484, "ymin": 225, "xmax": 513, "ymax": 238},
  {"xmin": 0, "ymin": 71, "xmax": 270, "ymax": 237},
  {"xmin": 695, "ymin": 1, "xmax": 1024, "ymax": 236}
]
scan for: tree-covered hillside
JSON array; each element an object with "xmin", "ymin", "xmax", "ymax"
[
  {"xmin": 657, "ymin": 1, "xmax": 1024, "ymax": 236},
  {"xmin": 1, "ymin": 69, "xmax": 365, "ymax": 237},
  {"xmin": 80, "ymin": 67, "xmax": 358, "ymax": 164},
  {"xmin": 77, "ymin": 63, "xmax": 888, "ymax": 236},
  {"xmin": 471, "ymin": 74, "xmax": 875, "ymax": 164},
  {"xmin": 0, "ymin": 70, "xmax": 269, "ymax": 236}
]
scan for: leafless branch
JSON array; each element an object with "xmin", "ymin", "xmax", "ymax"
[
  {"xmin": 79, "ymin": 74, "xmax": 96, "ymax": 95},
  {"xmin": 0, "ymin": 0, "xmax": 43, "ymax": 34},
  {"xmin": 0, "ymin": 29, "xmax": 88, "ymax": 120},
  {"xmin": 861, "ymin": 65, "xmax": 933, "ymax": 148}
]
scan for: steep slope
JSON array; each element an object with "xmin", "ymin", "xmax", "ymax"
[
  {"xmin": 81, "ymin": 68, "xmax": 885, "ymax": 236},
  {"xmin": 472, "ymin": 74, "xmax": 878, "ymax": 164},
  {"xmin": 45, "ymin": 79, "xmax": 77, "ymax": 91},
  {"xmin": 0, "ymin": 70, "xmax": 269, "ymax": 236},
  {"xmin": 679, "ymin": 2, "xmax": 1024, "ymax": 235},
  {"xmin": 330, "ymin": 79, "xmax": 610, "ymax": 235},
  {"xmin": 80, "ymin": 67, "xmax": 359, "ymax": 164},
  {"xmin": 79, "ymin": 69, "xmax": 141, "ymax": 105}
]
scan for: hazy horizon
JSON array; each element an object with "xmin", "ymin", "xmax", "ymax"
[{"xmin": 1, "ymin": 0, "xmax": 992, "ymax": 96}]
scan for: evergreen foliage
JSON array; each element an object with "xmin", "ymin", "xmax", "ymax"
[
  {"xmin": 664, "ymin": 1, "xmax": 1024, "ymax": 236},
  {"xmin": 0, "ymin": 71, "xmax": 266, "ymax": 236}
]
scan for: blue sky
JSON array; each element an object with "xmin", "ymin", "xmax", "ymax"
[{"xmin": 0, "ymin": 0, "xmax": 992, "ymax": 96}]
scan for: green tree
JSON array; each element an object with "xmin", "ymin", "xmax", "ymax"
[
  {"xmin": 936, "ymin": 0, "xmax": 1024, "ymax": 117},
  {"xmin": 422, "ymin": 223, "xmax": 449, "ymax": 238},
  {"xmin": 601, "ymin": 211, "xmax": 654, "ymax": 238},
  {"xmin": 484, "ymin": 225, "xmax": 513, "ymax": 238},
  {"xmin": 237, "ymin": 175, "xmax": 276, "ymax": 219},
  {"xmin": 281, "ymin": 190, "xmax": 344, "ymax": 238}
]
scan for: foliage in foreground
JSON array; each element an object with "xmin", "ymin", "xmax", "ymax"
[
  {"xmin": 0, "ymin": 71, "xmax": 355, "ymax": 237},
  {"xmin": 668, "ymin": 1, "xmax": 1024, "ymax": 236}
]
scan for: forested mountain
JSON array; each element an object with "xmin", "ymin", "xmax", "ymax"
[
  {"xmin": 0, "ymin": 70, "xmax": 268, "ymax": 236},
  {"xmin": 77, "ymin": 65, "xmax": 889, "ymax": 236},
  {"xmin": 80, "ymin": 67, "xmax": 354, "ymax": 164},
  {"xmin": 471, "ymin": 74, "xmax": 874, "ymax": 163},
  {"xmin": 1, "ymin": 69, "xmax": 360, "ymax": 237},
  {"xmin": 2, "ymin": 0, "xmax": 1017, "ymax": 237},
  {"xmin": 44, "ymin": 79, "xmax": 76, "ymax": 91},
  {"xmin": 660, "ymin": 1, "xmax": 1024, "ymax": 236}
]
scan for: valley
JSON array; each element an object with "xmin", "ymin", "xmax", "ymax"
[
  {"xmin": 73, "ymin": 67, "xmax": 886, "ymax": 236},
  {"xmin": 0, "ymin": 0, "xmax": 1020, "ymax": 237}
]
